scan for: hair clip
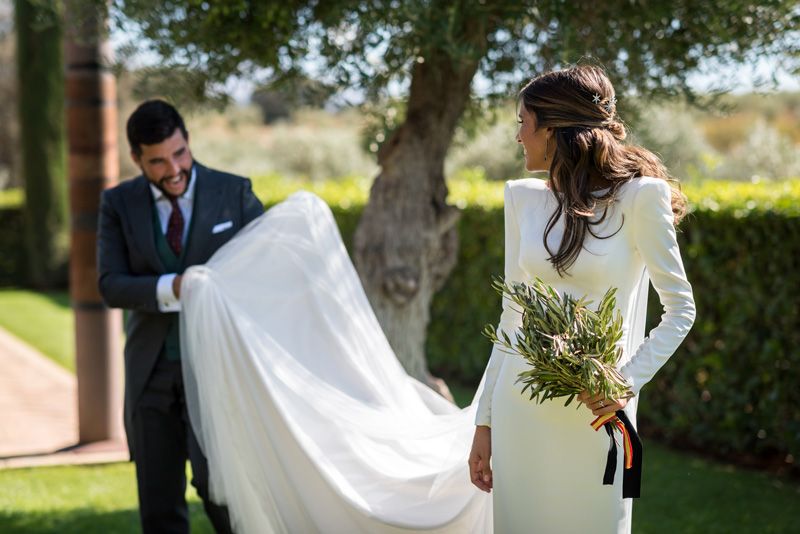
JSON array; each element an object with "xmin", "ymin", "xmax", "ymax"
[
  {"xmin": 592, "ymin": 93, "xmax": 601, "ymax": 104},
  {"xmin": 604, "ymin": 96, "xmax": 617, "ymax": 113}
]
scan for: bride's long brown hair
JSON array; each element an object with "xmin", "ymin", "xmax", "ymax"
[{"xmin": 519, "ymin": 65, "xmax": 687, "ymax": 277}]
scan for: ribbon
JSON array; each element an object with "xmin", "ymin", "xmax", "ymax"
[{"xmin": 590, "ymin": 410, "xmax": 642, "ymax": 498}]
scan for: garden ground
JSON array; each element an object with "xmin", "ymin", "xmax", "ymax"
[{"xmin": 0, "ymin": 289, "xmax": 798, "ymax": 533}]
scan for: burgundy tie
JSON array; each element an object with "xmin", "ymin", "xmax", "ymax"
[{"xmin": 166, "ymin": 196, "xmax": 184, "ymax": 256}]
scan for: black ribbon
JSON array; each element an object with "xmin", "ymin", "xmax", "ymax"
[{"xmin": 601, "ymin": 410, "xmax": 642, "ymax": 498}]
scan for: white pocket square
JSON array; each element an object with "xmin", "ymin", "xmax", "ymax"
[{"xmin": 212, "ymin": 221, "xmax": 234, "ymax": 234}]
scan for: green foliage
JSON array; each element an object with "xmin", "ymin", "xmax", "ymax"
[
  {"xmin": 16, "ymin": 0, "xmax": 69, "ymax": 288},
  {"xmin": 264, "ymin": 121, "xmax": 376, "ymax": 182},
  {"xmin": 484, "ymin": 278, "xmax": 630, "ymax": 406},
  {"xmin": 632, "ymin": 100, "xmax": 800, "ymax": 183},
  {"xmin": 114, "ymin": 1, "xmax": 799, "ymax": 106},
  {"xmin": 638, "ymin": 187, "xmax": 800, "ymax": 468},
  {"xmin": 446, "ymin": 119, "xmax": 525, "ymax": 181},
  {"xmin": 0, "ymin": 205, "xmax": 25, "ymax": 286},
  {"xmin": 685, "ymin": 179, "xmax": 800, "ymax": 215},
  {"xmin": 0, "ymin": 188, "xmax": 22, "ymax": 208},
  {"xmin": 176, "ymin": 107, "xmax": 377, "ymax": 183}
]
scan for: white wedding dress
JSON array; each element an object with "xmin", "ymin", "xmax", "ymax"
[
  {"xmin": 180, "ymin": 191, "xmax": 492, "ymax": 533},
  {"xmin": 180, "ymin": 177, "xmax": 694, "ymax": 534},
  {"xmin": 475, "ymin": 177, "xmax": 695, "ymax": 533}
]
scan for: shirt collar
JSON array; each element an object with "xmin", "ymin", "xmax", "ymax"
[{"xmin": 149, "ymin": 164, "xmax": 197, "ymax": 202}]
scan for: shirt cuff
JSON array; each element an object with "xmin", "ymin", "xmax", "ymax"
[{"xmin": 156, "ymin": 274, "xmax": 181, "ymax": 312}]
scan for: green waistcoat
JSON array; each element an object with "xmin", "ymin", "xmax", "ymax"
[{"xmin": 152, "ymin": 203, "xmax": 195, "ymax": 361}]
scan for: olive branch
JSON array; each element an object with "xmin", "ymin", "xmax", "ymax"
[{"xmin": 483, "ymin": 276, "xmax": 633, "ymax": 408}]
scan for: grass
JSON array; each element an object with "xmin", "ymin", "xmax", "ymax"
[
  {"xmin": 636, "ymin": 445, "xmax": 800, "ymax": 533},
  {"xmin": 0, "ymin": 289, "xmax": 74, "ymax": 371},
  {"xmin": 0, "ymin": 446, "xmax": 797, "ymax": 533},
  {"xmin": 0, "ymin": 463, "xmax": 212, "ymax": 533}
]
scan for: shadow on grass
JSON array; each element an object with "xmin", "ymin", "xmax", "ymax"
[
  {"xmin": 0, "ymin": 503, "xmax": 213, "ymax": 534},
  {"xmin": 37, "ymin": 290, "xmax": 70, "ymax": 310}
]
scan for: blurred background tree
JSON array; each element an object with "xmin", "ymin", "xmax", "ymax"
[
  {"xmin": 111, "ymin": 0, "xmax": 799, "ymax": 392},
  {"xmin": 251, "ymin": 75, "xmax": 335, "ymax": 124},
  {"xmin": 16, "ymin": 0, "xmax": 68, "ymax": 288},
  {"xmin": 0, "ymin": 0, "xmax": 17, "ymax": 190}
]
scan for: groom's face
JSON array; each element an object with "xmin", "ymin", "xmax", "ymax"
[{"xmin": 132, "ymin": 128, "xmax": 194, "ymax": 198}]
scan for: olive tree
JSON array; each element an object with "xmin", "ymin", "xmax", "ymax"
[{"xmin": 114, "ymin": 0, "xmax": 798, "ymax": 393}]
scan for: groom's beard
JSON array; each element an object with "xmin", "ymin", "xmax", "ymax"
[{"xmin": 147, "ymin": 166, "xmax": 192, "ymax": 198}]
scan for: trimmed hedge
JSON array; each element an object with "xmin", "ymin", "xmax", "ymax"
[
  {"xmin": 0, "ymin": 207, "xmax": 25, "ymax": 287},
  {"xmin": 639, "ymin": 182, "xmax": 800, "ymax": 471},
  {"xmin": 1, "ymin": 174, "xmax": 798, "ymax": 468}
]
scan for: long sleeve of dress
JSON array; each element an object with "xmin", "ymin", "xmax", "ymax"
[
  {"xmin": 475, "ymin": 182, "xmax": 527, "ymax": 427},
  {"xmin": 620, "ymin": 179, "xmax": 696, "ymax": 395}
]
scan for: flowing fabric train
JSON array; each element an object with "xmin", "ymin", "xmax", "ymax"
[{"xmin": 180, "ymin": 192, "xmax": 492, "ymax": 533}]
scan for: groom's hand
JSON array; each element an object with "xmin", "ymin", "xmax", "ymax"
[
  {"xmin": 469, "ymin": 425, "xmax": 493, "ymax": 492},
  {"xmin": 172, "ymin": 275, "xmax": 183, "ymax": 299}
]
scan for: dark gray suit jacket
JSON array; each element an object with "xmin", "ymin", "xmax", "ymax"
[{"xmin": 97, "ymin": 162, "xmax": 264, "ymax": 457}]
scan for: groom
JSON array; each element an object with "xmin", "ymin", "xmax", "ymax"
[{"xmin": 97, "ymin": 99, "xmax": 263, "ymax": 533}]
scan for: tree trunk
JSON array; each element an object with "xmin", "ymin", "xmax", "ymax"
[
  {"xmin": 353, "ymin": 50, "xmax": 482, "ymax": 397},
  {"xmin": 16, "ymin": 0, "xmax": 68, "ymax": 288}
]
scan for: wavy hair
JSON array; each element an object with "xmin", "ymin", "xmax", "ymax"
[{"xmin": 519, "ymin": 65, "xmax": 687, "ymax": 277}]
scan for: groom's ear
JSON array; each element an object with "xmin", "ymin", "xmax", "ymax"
[{"xmin": 130, "ymin": 150, "xmax": 142, "ymax": 168}]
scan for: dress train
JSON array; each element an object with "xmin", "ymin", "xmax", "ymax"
[{"xmin": 180, "ymin": 192, "xmax": 492, "ymax": 533}]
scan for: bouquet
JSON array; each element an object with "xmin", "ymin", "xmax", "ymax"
[
  {"xmin": 482, "ymin": 276, "xmax": 641, "ymax": 498},
  {"xmin": 482, "ymin": 276, "xmax": 633, "ymax": 406}
]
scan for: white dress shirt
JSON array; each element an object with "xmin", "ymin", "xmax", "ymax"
[{"xmin": 151, "ymin": 166, "xmax": 197, "ymax": 312}]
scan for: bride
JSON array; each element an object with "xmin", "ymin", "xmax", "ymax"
[{"xmin": 179, "ymin": 65, "xmax": 694, "ymax": 534}]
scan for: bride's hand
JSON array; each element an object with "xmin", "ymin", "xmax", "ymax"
[
  {"xmin": 578, "ymin": 390, "xmax": 628, "ymax": 416},
  {"xmin": 469, "ymin": 426, "xmax": 493, "ymax": 492}
]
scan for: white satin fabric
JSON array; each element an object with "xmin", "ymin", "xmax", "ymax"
[
  {"xmin": 180, "ymin": 192, "xmax": 492, "ymax": 534},
  {"xmin": 476, "ymin": 177, "xmax": 695, "ymax": 533}
]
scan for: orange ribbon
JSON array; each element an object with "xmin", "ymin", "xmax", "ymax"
[{"xmin": 591, "ymin": 412, "xmax": 633, "ymax": 469}]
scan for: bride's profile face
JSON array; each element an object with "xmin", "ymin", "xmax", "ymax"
[{"xmin": 516, "ymin": 105, "xmax": 552, "ymax": 172}]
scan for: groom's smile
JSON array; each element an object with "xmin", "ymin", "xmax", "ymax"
[
  {"xmin": 133, "ymin": 127, "xmax": 194, "ymax": 198},
  {"xmin": 157, "ymin": 169, "xmax": 190, "ymax": 197}
]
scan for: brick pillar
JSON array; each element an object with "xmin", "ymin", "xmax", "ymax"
[{"xmin": 64, "ymin": 2, "xmax": 123, "ymax": 443}]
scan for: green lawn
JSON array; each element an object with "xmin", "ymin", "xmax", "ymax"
[
  {"xmin": 0, "ymin": 446, "xmax": 797, "ymax": 533},
  {"xmin": 636, "ymin": 445, "xmax": 800, "ymax": 533},
  {"xmin": 0, "ymin": 463, "xmax": 212, "ymax": 533},
  {"xmin": 0, "ymin": 289, "xmax": 74, "ymax": 371}
]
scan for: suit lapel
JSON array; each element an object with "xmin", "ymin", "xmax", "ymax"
[
  {"xmin": 183, "ymin": 163, "xmax": 223, "ymax": 267},
  {"xmin": 129, "ymin": 176, "xmax": 165, "ymax": 273}
]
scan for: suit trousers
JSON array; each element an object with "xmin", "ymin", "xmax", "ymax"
[{"xmin": 131, "ymin": 358, "xmax": 233, "ymax": 534}]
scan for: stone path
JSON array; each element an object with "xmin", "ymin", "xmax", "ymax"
[{"xmin": 0, "ymin": 326, "xmax": 127, "ymax": 469}]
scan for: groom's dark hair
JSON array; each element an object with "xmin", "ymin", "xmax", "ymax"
[{"xmin": 127, "ymin": 99, "xmax": 189, "ymax": 156}]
